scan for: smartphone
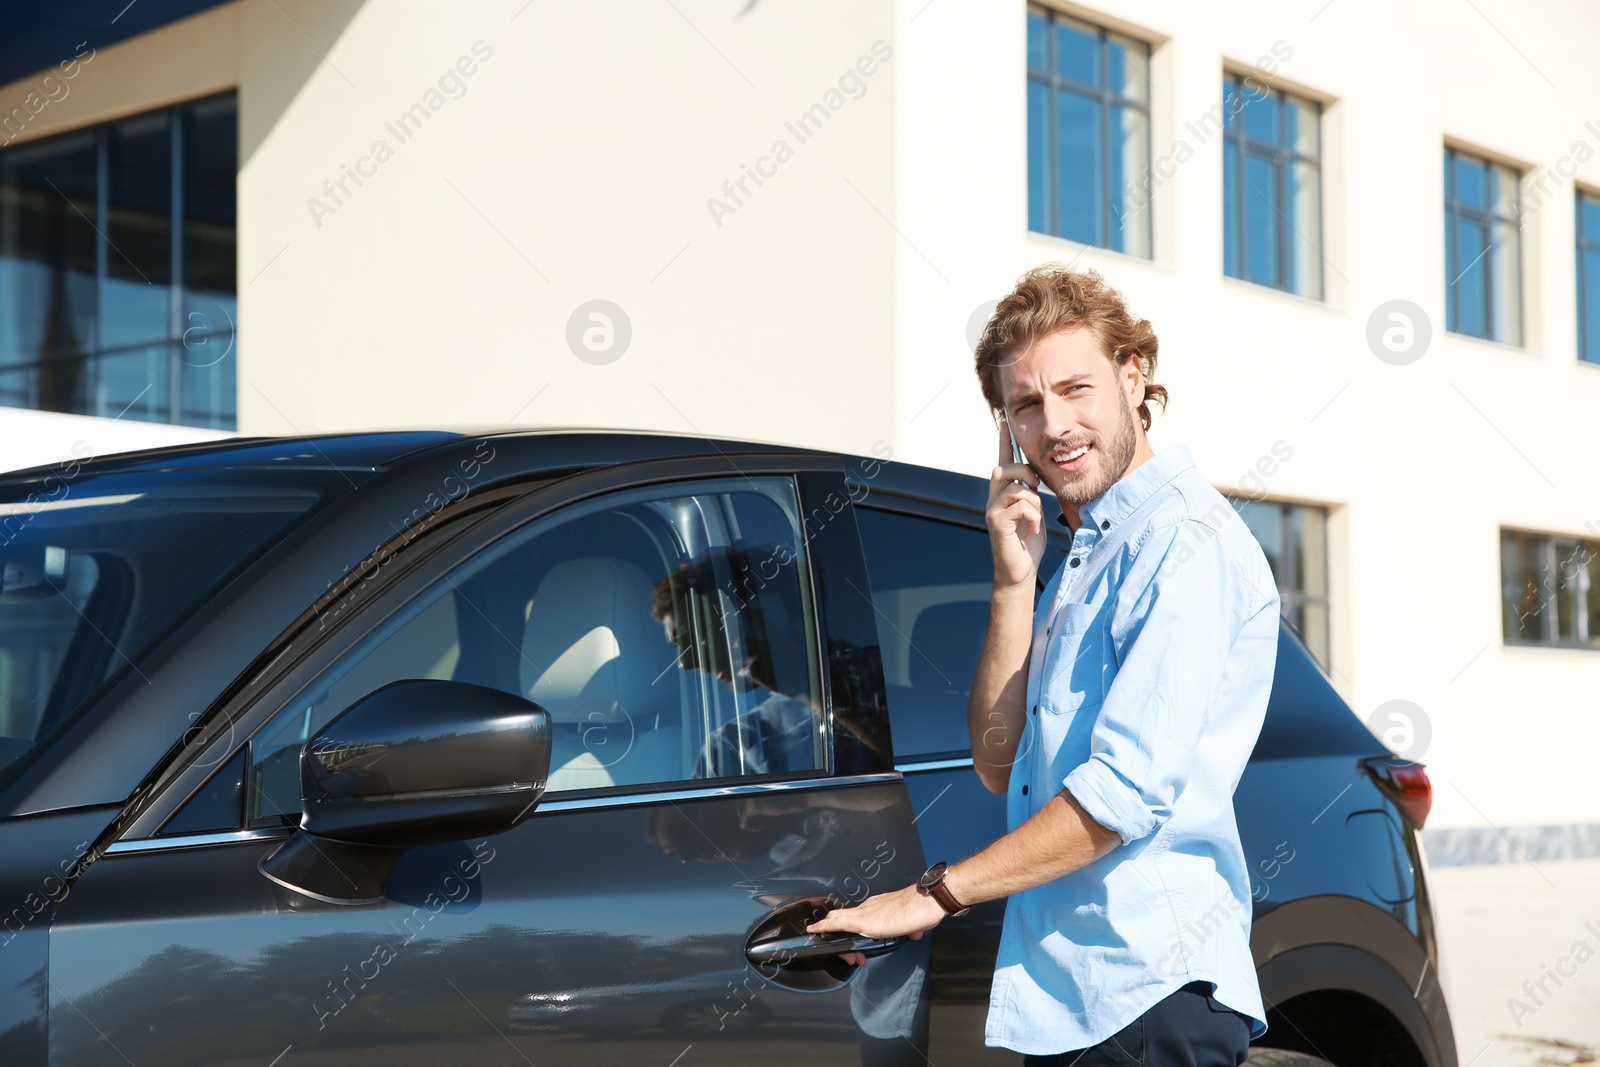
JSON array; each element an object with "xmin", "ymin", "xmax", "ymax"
[{"xmin": 1003, "ymin": 412, "xmax": 1037, "ymax": 484}]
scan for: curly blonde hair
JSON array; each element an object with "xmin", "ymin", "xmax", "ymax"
[{"xmin": 973, "ymin": 264, "xmax": 1168, "ymax": 431}]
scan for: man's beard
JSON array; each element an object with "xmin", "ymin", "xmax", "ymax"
[{"xmin": 1052, "ymin": 399, "xmax": 1139, "ymax": 508}]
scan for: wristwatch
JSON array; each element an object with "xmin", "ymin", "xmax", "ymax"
[{"xmin": 917, "ymin": 861, "xmax": 971, "ymax": 917}]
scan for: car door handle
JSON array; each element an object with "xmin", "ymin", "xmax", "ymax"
[{"xmin": 745, "ymin": 932, "xmax": 906, "ymax": 966}]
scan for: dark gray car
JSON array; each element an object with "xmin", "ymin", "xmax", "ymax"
[{"xmin": 0, "ymin": 428, "xmax": 1452, "ymax": 1067}]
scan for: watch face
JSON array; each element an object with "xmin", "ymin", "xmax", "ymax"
[{"xmin": 919, "ymin": 861, "xmax": 947, "ymax": 890}]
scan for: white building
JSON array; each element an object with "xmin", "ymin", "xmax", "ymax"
[{"xmin": 2, "ymin": 0, "xmax": 1597, "ymax": 852}]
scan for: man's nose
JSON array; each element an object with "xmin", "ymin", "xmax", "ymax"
[{"xmin": 1038, "ymin": 394, "xmax": 1078, "ymax": 444}]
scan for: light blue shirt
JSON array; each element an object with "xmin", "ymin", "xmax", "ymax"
[{"xmin": 984, "ymin": 443, "xmax": 1279, "ymax": 1054}]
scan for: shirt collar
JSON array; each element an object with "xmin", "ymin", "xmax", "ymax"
[{"xmin": 1054, "ymin": 444, "xmax": 1196, "ymax": 534}]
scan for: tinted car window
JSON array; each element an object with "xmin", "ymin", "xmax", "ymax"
[
  {"xmin": 857, "ymin": 506, "xmax": 1065, "ymax": 760},
  {"xmin": 248, "ymin": 476, "xmax": 825, "ymax": 821},
  {"xmin": 857, "ymin": 508, "xmax": 992, "ymax": 759},
  {"xmin": 0, "ymin": 467, "xmax": 343, "ymax": 781}
]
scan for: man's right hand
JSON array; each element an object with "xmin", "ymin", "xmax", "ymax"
[
  {"xmin": 988, "ymin": 417, "xmax": 1049, "ymax": 590},
  {"xmin": 969, "ymin": 417, "xmax": 1049, "ymax": 794}
]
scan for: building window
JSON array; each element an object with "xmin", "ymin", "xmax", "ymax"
[
  {"xmin": 1501, "ymin": 529, "xmax": 1600, "ymax": 648},
  {"xmin": 1579, "ymin": 189, "xmax": 1600, "ymax": 365},
  {"xmin": 1223, "ymin": 74, "xmax": 1322, "ymax": 298},
  {"xmin": 1230, "ymin": 497, "xmax": 1330, "ymax": 671},
  {"xmin": 1444, "ymin": 146, "xmax": 1522, "ymax": 345},
  {"xmin": 1026, "ymin": 4, "xmax": 1151, "ymax": 257},
  {"xmin": 0, "ymin": 92, "xmax": 236, "ymax": 429}
]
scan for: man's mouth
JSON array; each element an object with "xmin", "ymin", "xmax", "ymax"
[{"xmin": 1050, "ymin": 441, "xmax": 1092, "ymax": 472}]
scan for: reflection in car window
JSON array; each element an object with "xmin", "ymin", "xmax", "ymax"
[
  {"xmin": 856, "ymin": 507, "xmax": 1067, "ymax": 761},
  {"xmin": 0, "ymin": 468, "xmax": 340, "ymax": 783},
  {"xmin": 249, "ymin": 477, "xmax": 825, "ymax": 822}
]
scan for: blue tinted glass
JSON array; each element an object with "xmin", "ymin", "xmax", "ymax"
[
  {"xmin": 0, "ymin": 367, "xmax": 26, "ymax": 407},
  {"xmin": 1286, "ymin": 160, "xmax": 1320, "ymax": 297},
  {"xmin": 1489, "ymin": 219, "xmax": 1520, "ymax": 344},
  {"xmin": 0, "ymin": 94, "xmax": 235, "ymax": 429},
  {"xmin": 1027, "ymin": 9, "xmax": 1048, "ymax": 71},
  {"xmin": 1224, "ymin": 139, "xmax": 1240, "ymax": 277},
  {"xmin": 1054, "ymin": 19, "xmax": 1098, "ymax": 86},
  {"xmin": 1108, "ymin": 105, "xmax": 1149, "ymax": 256},
  {"xmin": 1106, "ymin": 39, "xmax": 1132, "ymax": 98},
  {"xmin": 1454, "ymin": 155, "xmax": 1485, "ymax": 208},
  {"xmin": 1489, "ymin": 165, "xmax": 1518, "ymax": 218},
  {"xmin": 1223, "ymin": 77, "xmax": 1243, "ymax": 131},
  {"xmin": 181, "ymin": 342, "xmax": 238, "ymax": 429},
  {"xmin": 101, "ymin": 344, "xmax": 172, "ymax": 423},
  {"xmin": 1444, "ymin": 207, "xmax": 1455, "ymax": 328},
  {"xmin": 1236, "ymin": 501, "xmax": 1283, "ymax": 580},
  {"xmin": 1583, "ymin": 196, "xmax": 1600, "ymax": 243},
  {"xmin": 1055, "ymin": 88, "xmax": 1101, "ymax": 245},
  {"xmin": 1244, "ymin": 153, "xmax": 1279, "ymax": 286},
  {"xmin": 1452, "ymin": 216, "xmax": 1488, "ymax": 336},
  {"xmin": 104, "ymin": 112, "xmax": 172, "ymax": 351},
  {"xmin": 1027, "ymin": 79, "xmax": 1051, "ymax": 233},
  {"xmin": 182, "ymin": 95, "xmax": 237, "ymax": 383},
  {"xmin": 0, "ymin": 467, "xmax": 342, "ymax": 781},
  {"xmin": 1286, "ymin": 96, "xmax": 1318, "ymax": 156},
  {"xmin": 1241, "ymin": 82, "xmax": 1279, "ymax": 144},
  {"xmin": 1582, "ymin": 248, "xmax": 1600, "ymax": 363},
  {"xmin": 0, "ymin": 132, "xmax": 98, "ymax": 368},
  {"xmin": 855, "ymin": 507, "xmax": 995, "ymax": 759}
]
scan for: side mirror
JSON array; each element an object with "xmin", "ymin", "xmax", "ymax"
[{"xmin": 258, "ymin": 678, "xmax": 550, "ymax": 905}]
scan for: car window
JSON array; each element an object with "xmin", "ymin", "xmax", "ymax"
[
  {"xmin": 856, "ymin": 506, "xmax": 1065, "ymax": 761},
  {"xmin": 0, "ymin": 468, "xmax": 347, "ymax": 784},
  {"xmin": 247, "ymin": 476, "xmax": 825, "ymax": 822}
]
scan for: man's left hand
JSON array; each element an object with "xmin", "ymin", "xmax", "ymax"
[{"xmin": 805, "ymin": 885, "xmax": 946, "ymax": 966}]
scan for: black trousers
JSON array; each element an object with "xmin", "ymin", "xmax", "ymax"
[{"xmin": 1022, "ymin": 982, "xmax": 1252, "ymax": 1067}]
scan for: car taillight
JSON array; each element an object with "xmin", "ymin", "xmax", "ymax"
[{"xmin": 1363, "ymin": 758, "xmax": 1432, "ymax": 828}]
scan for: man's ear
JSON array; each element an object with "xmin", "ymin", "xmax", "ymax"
[{"xmin": 1122, "ymin": 356, "xmax": 1145, "ymax": 408}]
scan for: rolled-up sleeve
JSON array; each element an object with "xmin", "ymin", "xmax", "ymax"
[{"xmin": 1062, "ymin": 517, "xmax": 1271, "ymax": 846}]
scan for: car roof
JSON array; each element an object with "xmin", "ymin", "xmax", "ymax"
[{"xmin": 0, "ymin": 424, "xmax": 848, "ymax": 481}]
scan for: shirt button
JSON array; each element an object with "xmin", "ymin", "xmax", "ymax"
[
  {"xmin": 1031, "ymin": 704, "xmax": 1037, "ymax": 716},
  {"xmin": 1101, "ymin": 520, "xmax": 1110, "ymax": 530},
  {"xmin": 1070, "ymin": 557, "xmax": 1081, "ymax": 568},
  {"xmin": 1021, "ymin": 784, "xmax": 1029, "ymax": 795}
]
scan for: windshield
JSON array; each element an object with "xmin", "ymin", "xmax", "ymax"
[{"xmin": 0, "ymin": 466, "xmax": 360, "ymax": 778}]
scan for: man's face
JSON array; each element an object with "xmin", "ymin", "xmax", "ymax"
[{"xmin": 999, "ymin": 326, "xmax": 1143, "ymax": 508}]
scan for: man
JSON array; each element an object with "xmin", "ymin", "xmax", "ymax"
[{"xmin": 808, "ymin": 263, "xmax": 1281, "ymax": 1065}]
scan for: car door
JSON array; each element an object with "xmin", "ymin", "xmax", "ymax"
[
  {"xmin": 851, "ymin": 497, "xmax": 1069, "ymax": 1067},
  {"xmin": 46, "ymin": 456, "xmax": 930, "ymax": 1067}
]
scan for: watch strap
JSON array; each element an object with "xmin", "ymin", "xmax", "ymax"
[
  {"xmin": 928, "ymin": 878, "xmax": 969, "ymax": 917},
  {"xmin": 919, "ymin": 861, "xmax": 970, "ymax": 917}
]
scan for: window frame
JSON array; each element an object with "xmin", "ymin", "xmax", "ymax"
[
  {"xmin": 114, "ymin": 454, "xmax": 860, "ymax": 842},
  {"xmin": 1578, "ymin": 188, "xmax": 1600, "ymax": 365},
  {"xmin": 1226, "ymin": 495, "xmax": 1331, "ymax": 672},
  {"xmin": 240, "ymin": 475, "xmax": 834, "ymax": 821},
  {"xmin": 1025, "ymin": 3, "xmax": 1153, "ymax": 257},
  {"xmin": 1444, "ymin": 144, "xmax": 1524, "ymax": 345},
  {"xmin": 852, "ymin": 496, "xmax": 1069, "ymax": 764},
  {"xmin": 1222, "ymin": 73, "xmax": 1324, "ymax": 299},
  {"xmin": 1500, "ymin": 527, "xmax": 1600, "ymax": 649},
  {"xmin": 0, "ymin": 90, "xmax": 237, "ymax": 429}
]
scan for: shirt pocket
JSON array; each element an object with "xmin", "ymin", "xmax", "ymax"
[{"xmin": 1040, "ymin": 601, "xmax": 1108, "ymax": 716}]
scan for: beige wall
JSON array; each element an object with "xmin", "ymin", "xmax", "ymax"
[{"xmin": 236, "ymin": 0, "xmax": 899, "ymax": 459}]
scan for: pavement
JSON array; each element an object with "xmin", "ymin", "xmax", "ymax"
[{"xmin": 1429, "ymin": 856, "xmax": 1600, "ymax": 1067}]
